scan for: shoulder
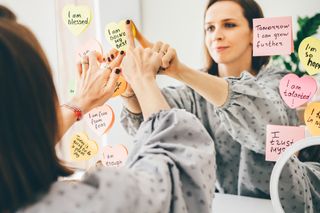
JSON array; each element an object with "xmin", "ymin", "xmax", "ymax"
[{"xmin": 256, "ymin": 64, "xmax": 290, "ymax": 80}]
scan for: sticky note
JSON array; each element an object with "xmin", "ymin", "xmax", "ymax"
[
  {"xmin": 76, "ymin": 38, "xmax": 103, "ymax": 62},
  {"xmin": 70, "ymin": 133, "xmax": 98, "ymax": 161},
  {"xmin": 105, "ymin": 20, "xmax": 136, "ymax": 51},
  {"xmin": 253, "ymin": 16, "xmax": 293, "ymax": 56},
  {"xmin": 84, "ymin": 104, "xmax": 115, "ymax": 135},
  {"xmin": 102, "ymin": 144, "xmax": 128, "ymax": 168},
  {"xmin": 304, "ymin": 102, "xmax": 320, "ymax": 136},
  {"xmin": 112, "ymin": 75, "xmax": 127, "ymax": 97},
  {"xmin": 298, "ymin": 37, "xmax": 320, "ymax": 75},
  {"xmin": 68, "ymin": 79, "xmax": 77, "ymax": 98},
  {"xmin": 62, "ymin": 4, "xmax": 92, "ymax": 36},
  {"xmin": 265, "ymin": 125, "xmax": 305, "ymax": 161},
  {"xmin": 279, "ymin": 73, "xmax": 317, "ymax": 108}
]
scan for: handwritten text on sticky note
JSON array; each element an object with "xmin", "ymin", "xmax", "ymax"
[
  {"xmin": 70, "ymin": 133, "xmax": 98, "ymax": 161},
  {"xmin": 85, "ymin": 104, "xmax": 115, "ymax": 136},
  {"xmin": 62, "ymin": 5, "xmax": 92, "ymax": 36},
  {"xmin": 304, "ymin": 102, "xmax": 320, "ymax": 136},
  {"xmin": 298, "ymin": 37, "xmax": 320, "ymax": 76},
  {"xmin": 102, "ymin": 144, "xmax": 128, "ymax": 168},
  {"xmin": 105, "ymin": 20, "xmax": 136, "ymax": 51},
  {"xmin": 266, "ymin": 125, "xmax": 305, "ymax": 161},
  {"xmin": 279, "ymin": 73, "xmax": 317, "ymax": 108},
  {"xmin": 253, "ymin": 16, "xmax": 293, "ymax": 56}
]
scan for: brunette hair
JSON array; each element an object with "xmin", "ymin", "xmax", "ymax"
[
  {"xmin": 0, "ymin": 6, "xmax": 71, "ymax": 212},
  {"xmin": 204, "ymin": 0, "xmax": 270, "ymax": 76}
]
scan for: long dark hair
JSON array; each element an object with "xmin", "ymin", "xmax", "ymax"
[
  {"xmin": 204, "ymin": 0, "xmax": 270, "ymax": 76},
  {"xmin": 0, "ymin": 6, "xmax": 72, "ymax": 212}
]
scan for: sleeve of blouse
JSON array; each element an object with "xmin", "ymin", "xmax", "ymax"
[
  {"xmin": 120, "ymin": 85, "xmax": 198, "ymax": 136},
  {"xmin": 85, "ymin": 109, "xmax": 216, "ymax": 213},
  {"xmin": 215, "ymin": 67, "xmax": 299, "ymax": 154},
  {"xmin": 278, "ymin": 155, "xmax": 320, "ymax": 213}
]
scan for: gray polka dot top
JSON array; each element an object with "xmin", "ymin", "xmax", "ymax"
[
  {"xmin": 19, "ymin": 109, "xmax": 216, "ymax": 213},
  {"xmin": 120, "ymin": 65, "xmax": 299, "ymax": 199}
]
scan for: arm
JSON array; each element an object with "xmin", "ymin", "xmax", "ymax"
[
  {"xmin": 57, "ymin": 51, "xmax": 124, "ymax": 140},
  {"xmin": 83, "ymin": 109, "xmax": 216, "ymax": 213}
]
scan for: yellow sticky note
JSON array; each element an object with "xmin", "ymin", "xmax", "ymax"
[
  {"xmin": 62, "ymin": 4, "xmax": 92, "ymax": 36},
  {"xmin": 112, "ymin": 75, "xmax": 127, "ymax": 97},
  {"xmin": 298, "ymin": 37, "xmax": 320, "ymax": 75},
  {"xmin": 304, "ymin": 102, "xmax": 320, "ymax": 136},
  {"xmin": 70, "ymin": 133, "xmax": 98, "ymax": 161},
  {"xmin": 105, "ymin": 20, "xmax": 136, "ymax": 51}
]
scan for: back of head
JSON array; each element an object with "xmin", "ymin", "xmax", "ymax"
[
  {"xmin": 0, "ymin": 5, "xmax": 16, "ymax": 21},
  {"xmin": 0, "ymin": 6, "xmax": 71, "ymax": 212}
]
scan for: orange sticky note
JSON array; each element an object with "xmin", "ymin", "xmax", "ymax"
[
  {"xmin": 112, "ymin": 75, "xmax": 127, "ymax": 97},
  {"xmin": 304, "ymin": 102, "xmax": 320, "ymax": 136},
  {"xmin": 265, "ymin": 125, "xmax": 305, "ymax": 161},
  {"xmin": 253, "ymin": 16, "xmax": 293, "ymax": 56}
]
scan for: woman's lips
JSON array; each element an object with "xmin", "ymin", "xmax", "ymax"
[{"xmin": 214, "ymin": 46, "xmax": 229, "ymax": 52}]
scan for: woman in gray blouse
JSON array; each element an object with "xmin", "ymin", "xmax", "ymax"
[
  {"xmin": 120, "ymin": 0, "xmax": 320, "ymax": 211},
  {"xmin": 0, "ymin": 7, "xmax": 215, "ymax": 213}
]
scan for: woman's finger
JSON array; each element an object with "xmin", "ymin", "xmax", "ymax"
[
  {"xmin": 105, "ymin": 67, "xmax": 121, "ymax": 93},
  {"xmin": 80, "ymin": 55, "xmax": 89, "ymax": 77},
  {"xmin": 152, "ymin": 41, "xmax": 163, "ymax": 53},
  {"xmin": 125, "ymin": 20, "xmax": 135, "ymax": 49},
  {"xmin": 133, "ymin": 22, "xmax": 153, "ymax": 48},
  {"xmin": 162, "ymin": 47, "xmax": 176, "ymax": 68},
  {"xmin": 109, "ymin": 50, "xmax": 125, "ymax": 69},
  {"xmin": 105, "ymin": 48, "xmax": 118, "ymax": 63},
  {"xmin": 159, "ymin": 43, "xmax": 170, "ymax": 57},
  {"xmin": 88, "ymin": 51, "xmax": 102, "ymax": 70}
]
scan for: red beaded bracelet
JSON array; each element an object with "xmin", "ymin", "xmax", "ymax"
[{"xmin": 61, "ymin": 104, "xmax": 83, "ymax": 121}]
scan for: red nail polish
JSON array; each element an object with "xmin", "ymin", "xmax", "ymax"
[
  {"xmin": 120, "ymin": 50, "xmax": 125, "ymax": 55},
  {"xmin": 107, "ymin": 57, "xmax": 111, "ymax": 62},
  {"xmin": 126, "ymin": 20, "xmax": 130, "ymax": 24},
  {"xmin": 111, "ymin": 54, "xmax": 114, "ymax": 59}
]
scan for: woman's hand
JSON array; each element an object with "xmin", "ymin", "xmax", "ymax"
[
  {"xmin": 132, "ymin": 23, "xmax": 183, "ymax": 81},
  {"xmin": 120, "ymin": 20, "xmax": 170, "ymax": 119},
  {"xmin": 72, "ymin": 50, "xmax": 125, "ymax": 114}
]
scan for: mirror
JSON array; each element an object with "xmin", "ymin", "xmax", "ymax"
[{"xmin": 270, "ymin": 136, "xmax": 320, "ymax": 213}]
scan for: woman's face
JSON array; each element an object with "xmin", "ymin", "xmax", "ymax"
[{"xmin": 205, "ymin": 1, "xmax": 253, "ymax": 66}]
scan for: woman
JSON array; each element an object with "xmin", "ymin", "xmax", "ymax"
[
  {"xmin": 121, "ymin": 0, "xmax": 299, "ymax": 198},
  {"xmin": 0, "ymin": 7, "xmax": 215, "ymax": 213}
]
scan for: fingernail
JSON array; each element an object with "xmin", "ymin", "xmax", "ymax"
[
  {"xmin": 103, "ymin": 57, "xmax": 106, "ymax": 61},
  {"xmin": 107, "ymin": 57, "xmax": 111, "ymax": 62},
  {"xmin": 126, "ymin": 20, "xmax": 130, "ymax": 25},
  {"xmin": 120, "ymin": 50, "xmax": 125, "ymax": 55},
  {"xmin": 110, "ymin": 54, "xmax": 114, "ymax": 59},
  {"xmin": 115, "ymin": 68, "xmax": 121, "ymax": 74}
]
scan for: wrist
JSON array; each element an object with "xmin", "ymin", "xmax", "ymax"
[{"xmin": 61, "ymin": 103, "xmax": 83, "ymax": 121}]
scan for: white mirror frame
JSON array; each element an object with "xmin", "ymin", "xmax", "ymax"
[{"xmin": 270, "ymin": 136, "xmax": 320, "ymax": 213}]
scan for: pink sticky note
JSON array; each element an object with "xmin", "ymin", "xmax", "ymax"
[
  {"xmin": 253, "ymin": 16, "xmax": 293, "ymax": 56},
  {"xmin": 266, "ymin": 125, "xmax": 305, "ymax": 161},
  {"xmin": 279, "ymin": 73, "xmax": 317, "ymax": 109},
  {"xmin": 102, "ymin": 144, "xmax": 128, "ymax": 167},
  {"xmin": 76, "ymin": 38, "xmax": 103, "ymax": 62},
  {"xmin": 84, "ymin": 104, "xmax": 115, "ymax": 135}
]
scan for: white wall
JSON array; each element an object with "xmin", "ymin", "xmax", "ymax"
[{"xmin": 0, "ymin": 0, "xmax": 59, "ymax": 85}]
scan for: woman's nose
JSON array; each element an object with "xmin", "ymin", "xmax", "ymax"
[{"xmin": 212, "ymin": 28, "xmax": 224, "ymax": 41}]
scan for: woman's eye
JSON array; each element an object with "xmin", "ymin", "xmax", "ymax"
[
  {"xmin": 206, "ymin": 25, "xmax": 215, "ymax": 32},
  {"xmin": 225, "ymin": 23, "xmax": 236, "ymax": 28}
]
